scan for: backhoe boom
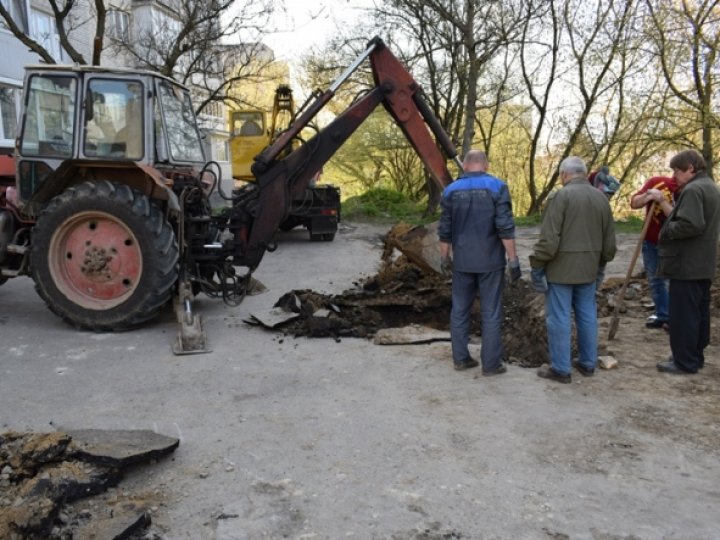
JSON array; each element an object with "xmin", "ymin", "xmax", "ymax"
[{"xmin": 241, "ymin": 37, "xmax": 460, "ymax": 269}]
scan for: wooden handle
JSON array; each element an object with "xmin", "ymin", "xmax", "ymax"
[{"xmin": 616, "ymin": 203, "xmax": 656, "ymax": 302}]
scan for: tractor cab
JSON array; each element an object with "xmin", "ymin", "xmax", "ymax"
[{"xmin": 16, "ymin": 66, "xmax": 205, "ymax": 209}]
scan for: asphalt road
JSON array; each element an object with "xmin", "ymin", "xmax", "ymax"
[{"xmin": 1, "ymin": 221, "xmax": 718, "ymax": 539}]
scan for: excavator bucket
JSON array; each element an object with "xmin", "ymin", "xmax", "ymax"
[{"xmin": 384, "ymin": 222, "xmax": 444, "ymax": 276}]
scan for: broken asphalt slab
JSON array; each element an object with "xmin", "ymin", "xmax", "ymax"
[
  {"xmin": 60, "ymin": 428, "xmax": 180, "ymax": 468},
  {"xmin": 0, "ymin": 429, "xmax": 178, "ymax": 539}
]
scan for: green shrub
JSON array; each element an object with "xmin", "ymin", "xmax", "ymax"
[
  {"xmin": 614, "ymin": 215, "xmax": 644, "ymax": 233},
  {"xmin": 344, "ymin": 189, "xmax": 643, "ymax": 233},
  {"xmin": 343, "ymin": 188, "xmax": 430, "ymax": 223},
  {"xmin": 514, "ymin": 214, "xmax": 542, "ymax": 227}
]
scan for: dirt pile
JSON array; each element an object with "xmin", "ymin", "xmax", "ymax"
[
  {"xmin": 248, "ymin": 224, "xmax": 550, "ymax": 365},
  {"xmin": 251, "ymin": 224, "xmax": 720, "ymax": 367},
  {"xmin": 0, "ymin": 429, "xmax": 178, "ymax": 539},
  {"xmin": 263, "ymin": 259, "xmax": 551, "ymax": 365}
]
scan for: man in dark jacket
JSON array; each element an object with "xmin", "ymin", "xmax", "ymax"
[
  {"xmin": 649, "ymin": 150, "xmax": 720, "ymax": 374},
  {"xmin": 530, "ymin": 156, "xmax": 616, "ymax": 383},
  {"xmin": 438, "ymin": 150, "xmax": 520, "ymax": 375}
]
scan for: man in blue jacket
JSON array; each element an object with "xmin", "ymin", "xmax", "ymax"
[{"xmin": 438, "ymin": 150, "xmax": 520, "ymax": 374}]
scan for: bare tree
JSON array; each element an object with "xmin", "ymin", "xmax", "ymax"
[
  {"xmin": 645, "ymin": 0, "xmax": 720, "ymax": 174},
  {"xmin": 517, "ymin": 0, "xmax": 641, "ymax": 214},
  {"xmin": 1, "ymin": 0, "xmax": 279, "ymax": 114},
  {"xmin": 0, "ymin": 0, "xmax": 84, "ymax": 64},
  {"xmin": 518, "ymin": 0, "xmax": 561, "ymax": 214}
]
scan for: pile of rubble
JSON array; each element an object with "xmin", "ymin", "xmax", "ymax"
[
  {"xmin": 0, "ymin": 429, "xmax": 178, "ymax": 539},
  {"xmin": 248, "ymin": 223, "xmax": 554, "ymax": 365},
  {"xmin": 249, "ymin": 223, "xmax": 720, "ymax": 366}
]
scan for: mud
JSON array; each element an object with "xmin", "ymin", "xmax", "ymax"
[{"xmin": 260, "ymin": 224, "xmax": 720, "ymax": 370}]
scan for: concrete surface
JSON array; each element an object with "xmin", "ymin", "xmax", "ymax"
[{"xmin": 1, "ymin": 221, "xmax": 719, "ymax": 539}]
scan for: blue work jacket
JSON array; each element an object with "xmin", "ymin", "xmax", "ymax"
[{"xmin": 438, "ymin": 171, "xmax": 515, "ymax": 273}]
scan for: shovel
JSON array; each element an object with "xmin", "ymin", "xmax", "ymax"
[{"xmin": 607, "ymin": 203, "xmax": 655, "ymax": 340}]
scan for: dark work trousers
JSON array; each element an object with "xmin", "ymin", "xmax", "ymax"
[
  {"xmin": 668, "ymin": 279, "xmax": 711, "ymax": 373},
  {"xmin": 450, "ymin": 268, "xmax": 505, "ymax": 371}
]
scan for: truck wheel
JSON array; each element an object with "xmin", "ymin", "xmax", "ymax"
[
  {"xmin": 322, "ymin": 233, "xmax": 335, "ymax": 242},
  {"xmin": 30, "ymin": 181, "xmax": 178, "ymax": 331}
]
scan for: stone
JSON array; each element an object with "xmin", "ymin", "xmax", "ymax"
[
  {"xmin": 373, "ymin": 324, "xmax": 451, "ymax": 345},
  {"xmin": 60, "ymin": 429, "xmax": 180, "ymax": 468},
  {"xmin": 599, "ymin": 356, "xmax": 618, "ymax": 370},
  {"xmin": 73, "ymin": 507, "xmax": 150, "ymax": 540}
]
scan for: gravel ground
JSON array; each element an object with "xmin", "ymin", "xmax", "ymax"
[{"xmin": 1, "ymin": 220, "xmax": 719, "ymax": 539}]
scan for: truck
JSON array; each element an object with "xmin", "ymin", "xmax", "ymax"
[
  {"xmin": 0, "ymin": 37, "xmax": 460, "ymax": 353},
  {"xmin": 229, "ymin": 85, "xmax": 341, "ymax": 241}
]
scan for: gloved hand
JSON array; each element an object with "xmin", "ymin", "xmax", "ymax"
[
  {"xmin": 530, "ymin": 268, "xmax": 548, "ymax": 293},
  {"xmin": 441, "ymin": 256, "xmax": 453, "ymax": 279},
  {"xmin": 508, "ymin": 257, "xmax": 521, "ymax": 283},
  {"xmin": 595, "ymin": 265, "xmax": 606, "ymax": 291}
]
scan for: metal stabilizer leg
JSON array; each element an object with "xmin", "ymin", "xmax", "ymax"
[{"xmin": 172, "ymin": 279, "xmax": 211, "ymax": 355}]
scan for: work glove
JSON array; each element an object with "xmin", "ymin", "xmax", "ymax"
[
  {"xmin": 595, "ymin": 265, "xmax": 606, "ymax": 291},
  {"xmin": 530, "ymin": 268, "xmax": 548, "ymax": 293},
  {"xmin": 441, "ymin": 256, "xmax": 453, "ymax": 279},
  {"xmin": 508, "ymin": 257, "xmax": 521, "ymax": 283}
]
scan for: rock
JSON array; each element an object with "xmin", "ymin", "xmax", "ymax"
[
  {"xmin": 373, "ymin": 324, "xmax": 450, "ymax": 345},
  {"xmin": 73, "ymin": 506, "xmax": 150, "ymax": 540},
  {"xmin": 0, "ymin": 430, "xmax": 173, "ymax": 540},
  {"xmin": 244, "ymin": 307, "xmax": 300, "ymax": 329},
  {"xmin": 60, "ymin": 429, "xmax": 180, "ymax": 468},
  {"xmin": 598, "ymin": 356, "xmax": 618, "ymax": 370}
]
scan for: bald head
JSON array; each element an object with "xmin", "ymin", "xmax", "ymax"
[{"xmin": 463, "ymin": 150, "xmax": 489, "ymax": 173}]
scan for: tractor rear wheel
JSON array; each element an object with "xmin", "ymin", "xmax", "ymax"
[{"xmin": 30, "ymin": 181, "xmax": 179, "ymax": 331}]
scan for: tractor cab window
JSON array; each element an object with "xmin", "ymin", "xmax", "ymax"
[
  {"xmin": 20, "ymin": 75, "xmax": 76, "ymax": 158},
  {"xmin": 232, "ymin": 111, "xmax": 264, "ymax": 137},
  {"xmin": 83, "ymin": 79, "xmax": 144, "ymax": 160},
  {"xmin": 157, "ymin": 81, "xmax": 204, "ymax": 163}
]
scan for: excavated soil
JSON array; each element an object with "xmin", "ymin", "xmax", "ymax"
[{"xmin": 262, "ymin": 228, "xmax": 720, "ymax": 369}]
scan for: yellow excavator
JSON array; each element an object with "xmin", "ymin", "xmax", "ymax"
[{"xmin": 229, "ymin": 85, "xmax": 341, "ymax": 241}]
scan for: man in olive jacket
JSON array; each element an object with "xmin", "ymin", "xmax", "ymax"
[
  {"xmin": 649, "ymin": 149, "xmax": 720, "ymax": 374},
  {"xmin": 530, "ymin": 156, "xmax": 617, "ymax": 383}
]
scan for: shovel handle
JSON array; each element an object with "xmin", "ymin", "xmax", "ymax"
[
  {"xmin": 608, "ymin": 203, "xmax": 656, "ymax": 340},
  {"xmin": 614, "ymin": 203, "xmax": 656, "ymax": 310}
]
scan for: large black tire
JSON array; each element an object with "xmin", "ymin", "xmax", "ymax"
[{"xmin": 30, "ymin": 181, "xmax": 179, "ymax": 331}]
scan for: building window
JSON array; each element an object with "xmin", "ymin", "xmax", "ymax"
[
  {"xmin": 214, "ymin": 138, "xmax": 228, "ymax": 162},
  {"xmin": 202, "ymin": 101, "xmax": 223, "ymax": 120},
  {"xmin": 0, "ymin": 0, "xmax": 28, "ymax": 32},
  {"xmin": 0, "ymin": 85, "xmax": 19, "ymax": 145},
  {"xmin": 31, "ymin": 10, "xmax": 63, "ymax": 61},
  {"xmin": 107, "ymin": 9, "xmax": 129, "ymax": 41}
]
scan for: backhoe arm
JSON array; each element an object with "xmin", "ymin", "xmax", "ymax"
[{"xmin": 237, "ymin": 37, "xmax": 461, "ymax": 269}]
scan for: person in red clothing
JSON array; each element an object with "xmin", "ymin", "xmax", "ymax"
[{"xmin": 630, "ymin": 176, "xmax": 678, "ymax": 328}]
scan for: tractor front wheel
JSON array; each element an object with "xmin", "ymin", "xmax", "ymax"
[{"xmin": 30, "ymin": 181, "xmax": 179, "ymax": 331}]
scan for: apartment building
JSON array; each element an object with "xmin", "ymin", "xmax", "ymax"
[
  {"xmin": 0, "ymin": 0, "xmax": 232, "ymax": 177},
  {"xmin": 1, "ymin": 0, "xmax": 86, "ymax": 154}
]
